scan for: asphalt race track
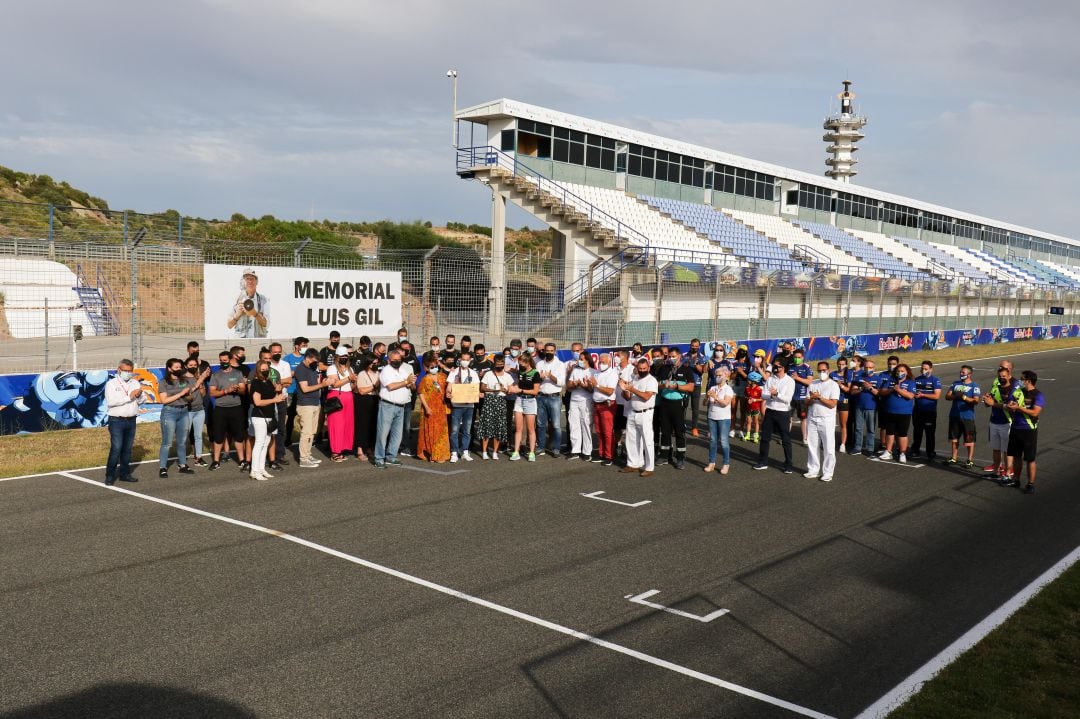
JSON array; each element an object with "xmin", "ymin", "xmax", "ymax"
[{"xmin": 3, "ymin": 346, "xmax": 1079, "ymax": 718}]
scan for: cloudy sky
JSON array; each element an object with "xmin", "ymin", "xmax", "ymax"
[{"xmin": 2, "ymin": 0, "xmax": 1078, "ymax": 237}]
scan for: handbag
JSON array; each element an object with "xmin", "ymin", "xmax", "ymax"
[
  {"xmin": 324, "ymin": 396, "xmax": 344, "ymax": 415},
  {"xmin": 266, "ymin": 416, "xmax": 279, "ymax": 434}
]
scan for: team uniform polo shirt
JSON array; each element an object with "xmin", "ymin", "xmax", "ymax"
[
  {"xmin": 913, "ymin": 373, "xmax": 942, "ymax": 413},
  {"xmin": 209, "ymin": 368, "xmax": 245, "ymax": 408},
  {"xmin": 788, "ymin": 362, "xmax": 813, "ymax": 401},
  {"xmin": 830, "ymin": 368, "xmax": 853, "ymax": 402},
  {"xmin": 853, "ymin": 370, "xmax": 879, "ymax": 412},
  {"xmin": 948, "ymin": 379, "xmax": 982, "ymax": 419},
  {"xmin": 883, "ymin": 377, "xmax": 917, "ymax": 415}
]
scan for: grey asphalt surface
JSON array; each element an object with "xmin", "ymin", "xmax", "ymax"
[{"xmin": 3, "ymin": 345, "xmax": 1079, "ymax": 718}]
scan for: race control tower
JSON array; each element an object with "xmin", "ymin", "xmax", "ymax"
[{"xmin": 823, "ymin": 80, "xmax": 867, "ymax": 183}]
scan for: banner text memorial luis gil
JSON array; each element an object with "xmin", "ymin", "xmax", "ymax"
[{"xmin": 295, "ymin": 279, "xmax": 396, "ymax": 326}]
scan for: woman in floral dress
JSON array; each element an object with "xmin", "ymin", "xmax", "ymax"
[{"xmin": 416, "ymin": 353, "xmax": 451, "ymax": 463}]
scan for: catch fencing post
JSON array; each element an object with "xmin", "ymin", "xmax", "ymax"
[
  {"xmin": 48, "ymin": 204, "xmax": 55, "ymax": 259},
  {"xmin": 44, "ymin": 297, "xmax": 49, "ymax": 369}
]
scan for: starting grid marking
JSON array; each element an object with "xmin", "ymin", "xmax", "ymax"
[{"xmin": 49, "ymin": 470, "xmax": 834, "ymax": 719}]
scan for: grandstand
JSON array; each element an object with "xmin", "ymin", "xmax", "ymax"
[{"xmin": 450, "ymin": 98, "xmax": 1080, "ymax": 343}]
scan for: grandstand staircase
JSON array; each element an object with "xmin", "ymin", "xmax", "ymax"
[
  {"xmin": 458, "ymin": 147, "xmax": 657, "ymax": 341},
  {"xmin": 72, "ymin": 264, "xmax": 121, "ymax": 336}
]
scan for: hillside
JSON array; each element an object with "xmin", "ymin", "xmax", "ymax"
[{"xmin": 0, "ymin": 164, "xmax": 553, "ymax": 256}]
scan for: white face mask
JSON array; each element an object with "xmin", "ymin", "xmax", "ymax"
[
  {"xmin": 598, "ymin": 363, "xmax": 610, "ymax": 371},
  {"xmin": 119, "ymin": 370, "xmax": 134, "ymax": 381},
  {"xmin": 819, "ymin": 371, "xmax": 828, "ymax": 381},
  {"xmin": 459, "ymin": 360, "xmax": 470, "ymax": 368},
  {"xmin": 577, "ymin": 359, "xmax": 587, "ymax": 368}
]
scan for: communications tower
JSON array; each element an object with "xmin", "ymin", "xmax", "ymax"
[{"xmin": 823, "ymin": 80, "xmax": 867, "ymax": 183}]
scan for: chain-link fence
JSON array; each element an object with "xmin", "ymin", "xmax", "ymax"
[{"xmin": 3, "ymin": 205, "xmax": 1080, "ymax": 374}]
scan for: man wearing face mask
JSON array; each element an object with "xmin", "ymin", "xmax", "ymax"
[
  {"xmin": 283, "ymin": 337, "xmax": 308, "ymax": 451},
  {"xmin": 526, "ymin": 337, "xmax": 539, "ymax": 357},
  {"xmin": 447, "ymin": 351, "xmax": 481, "ymax": 462},
  {"xmin": 655, "ymin": 347, "xmax": 696, "ymax": 470},
  {"xmin": 804, "ymin": 361, "xmax": 840, "ymax": 482},
  {"xmin": 293, "ymin": 348, "xmax": 330, "ymax": 468},
  {"xmin": 685, "ymin": 338, "xmax": 708, "ymax": 437},
  {"xmin": 879, "ymin": 355, "xmax": 900, "ymax": 451},
  {"xmin": 209, "ymin": 351, "xmax": 249, "ymax": 471},
  {"xmin": 591, "ymin": 353, "xmax": 619, "ymax": 465},
  {"xmin": 396, "ymin": 327, "xmax": 409, "ymax": 347},
  {"xmin": 104, "ymin": 358, "xmax": 146, "ymax": 485},
  {"xmin": 535, "ymin": 342, "xmax": 566, "ymax": 457},
  {"xmin": 374, "ymin": 348, "xmax": 415, "ymax": 468},
  {"xmin": 775, "ymin": 342, "xmax": 795, "ymax": 371},
  {"xmin": 981, "ymin": 361, "xmax": 1022, "ymax": 479},
  {"xmin": 730, "ymin": 345, "xmax": 749, "ymax": 438},
  {"xmin": 788, "ymin": 348, "xmax": 813, "ymax": 443},
  {"xmin": 945, "ymin": 365, "xmax": 981, "ymax": 467},
  {"xmin": 319, "ymin": 331, "xmax": 342, "ymax": 373},
  {"xmin": 754, "ymin": 362, "xmax": 795, "ymax": 474},
  {"xmin": 439, "ymin": 334, "xmax": 459, "ymax": 373},
  {"xmin": 910, "ymin": 360, "xmax": 942, "ymax": 461},
  {"xmin": 619, "ymin": 357, "xmax": 658, "ymax": 477}
]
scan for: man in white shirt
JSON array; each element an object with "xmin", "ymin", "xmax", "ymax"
[
  {"xmin": 754, "ymin": 362, "xmax": 796, "ymax": 473},
  {"xmin": 619, "ymin": 356, "xmax": 659, "ymax": 476},
  {"xmin": 104, "ymin": 358, "xmax": 146, "ymax": 485},
  {"xmin": 447, "ymin": 351, "xmax": 481, "ymax": 462},
  {"xmin": 565, "ymin": 355, "xmax": 595, "ymax": 460},
  {"xmin": 535, "ymin": 342, "xmax": 566, "ymax": 457},
  {"xmin": 374, "ymin": 349, "xmax": 415, "ymax": 468},
  {"xmin": 805, "ymin": 361, "xmax": 841, "ymax": 482}
]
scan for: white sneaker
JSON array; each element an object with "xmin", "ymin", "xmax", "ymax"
[
  {"xmin": 899, "ymin": 453, "xmax": 907, "ymax": 464},
  {"xmin": 450, "ymin": 453, "xmax": 459, "ymax": 463},
  {"xmin": 480, "ymin": 451, "xmax": 490, "ymax": 460},
  {"xmin": 804, "ymin": 471, "xmax": 819, "ymax": 479},
  {"xmin": 729, "ymin": 430, "xmax": 736, "ymax": 438},
  {"xmin": 736, "ymin": 430, "xmax": 744, "ymax": 439},
  {"xmin": 491, "ymin": 452, "xmax": 499, "ymax": 461},
  {"xmin": 820, "ymin": 476, "xmax": 833, "ymax": 482},
  {"xmin": 251, "ymin": 473, "xmax": 269, "ymax": 481},
  {"xmin": 838, "ymin": 446, "xmax": 847, "ymax": 454},
  {"xmin": 879, "ymin": 450, "xmax": 892, "ymax": 460},
  {"xmin": 462, "ymin": 451, "xmax": 474, "ymax": 462}
]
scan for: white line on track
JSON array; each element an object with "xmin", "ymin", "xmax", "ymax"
[
  {"xmin": 853, "ymin": 543, "xmax": 1080, "ymax": 718},
  {"xmin": 56, "ymin": 470, "xmax": 834, "ymax": 719},
  {"xmin": 933, "ymin": 345, "xmax": 1080, "ymax": 366}
]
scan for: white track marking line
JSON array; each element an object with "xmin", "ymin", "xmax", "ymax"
[
  {"xmin": 853, "ymin": 543, "xmax": 1080, "ymax": 719},
  {"xmin": 864, "ymin": 457, "xmax": 925, "ymax": 469},
  {"xmin": 933, "ymin": 345, "xmax": 1080, "ymax": 366},
  {"xmin": 399, "ymin": 464, "xmax": 469, "ymax": 476},
  {"xmin": 625, "ymin": 589, "xmax": 730, "ymax": 623},
  {"xmin": 56, "ymin": 471, "xmax": 833, "ymax": 719},
  {"xmin": 580, "ymin": 490, "xmax": 652, "ymax": 508}
]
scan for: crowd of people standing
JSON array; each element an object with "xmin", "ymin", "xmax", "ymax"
[{"xmin": 102, "ymin": 333, "xmax": 1045, "ymax": 494}]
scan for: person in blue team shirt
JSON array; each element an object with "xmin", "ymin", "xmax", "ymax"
[
  {"xmin": 878, "ymin": 355, "xmax": 900, "ymax": 450},
  {"xmin": 730, "ymin": 345, "xmax": 749, "ymax": 439},
  {"xmin": 910, "ymin": 359, "xmax": 943, "ymax": 461},
  {"xmin": 850, "ymin": 358, "xmax": 880, "ymax": 456},
  {"xmin": 788, "ymin": 348, "xmax": 813, "ymax": 442},
  {"xmin": 283, "ymin": 336, "xmax": 308, "ymax": 450},
  {"xmin": 945, "ymin": 364, "xmax": 981, "ymax": 467},
  {"xmin": 685, "ymin": 338, "xmax": 708, "ymax": 437},
  {"xmin": 1001, "ymin": 370, "xmax": 1044, "ymax": 494},
  {"xmin": 830, "ymin": 356, "xmax": 854, "ymax": 453},
  {"xmin": 879, "ymin": 362, "xmax": 916, "ymax": 462}
]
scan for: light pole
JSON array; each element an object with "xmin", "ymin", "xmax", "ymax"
[{"xmin": 447, "ymin": 69, "xmax": 458, "ymax": 147}]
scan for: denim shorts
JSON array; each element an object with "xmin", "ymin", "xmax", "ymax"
[{"xmin": 515, "ymin": 396, "xmax": 538, "ymax": 415}]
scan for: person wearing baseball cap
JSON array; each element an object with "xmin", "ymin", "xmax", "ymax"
[{"xmin": 227, "ymin": 267, "xmax": 269, "ymax": 339}]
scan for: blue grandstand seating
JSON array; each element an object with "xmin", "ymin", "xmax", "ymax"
[
  {"xmin": 890, "ymin": 236, "xmax": 993, "ymax": 282},
  {"xmin": 791, "ymin": 220, "xmax": 932, "ymax": 281},
  {"xmin": 961, "ymin": 248, "xmax": 1043, "ymax": 285},
  {"xmin": 640, "ymin": 196, "xmax": 806, "ymax": 273}
]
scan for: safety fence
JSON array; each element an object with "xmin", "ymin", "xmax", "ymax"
[{"xmin": 3, "ymin": 232, "xmax": 1080, "ymax": 375}]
